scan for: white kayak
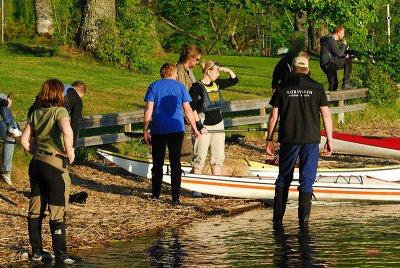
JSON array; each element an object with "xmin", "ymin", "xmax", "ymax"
[{"xmin": 98, "ymin": 149, "xmax": 400, "ymax": 202}]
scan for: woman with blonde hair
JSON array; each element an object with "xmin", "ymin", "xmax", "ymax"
[
  {"xmin": 21, "ymin": 79, "xmax": 75, "ymax": 264},
  {"xmin": 189, "ymin": 60, "xmax": 238, "ymax": 175}
]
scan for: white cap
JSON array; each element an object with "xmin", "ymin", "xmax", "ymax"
[{"xmin": 292, "ymin": 56, "xmax": 309, "ymax": 68}]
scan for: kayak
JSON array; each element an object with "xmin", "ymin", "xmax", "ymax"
[
  {"xmin": 320, "ymin": 131, "xmax": 400, "ymax": 159},
  {"xmin": 97, "ymin": 149, "xmax": 400, "ymax": 202}
]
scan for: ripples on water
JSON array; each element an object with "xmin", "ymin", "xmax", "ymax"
[{"xmin": 18, "ymin": 202, "xmax": 400, "ymax": 267}]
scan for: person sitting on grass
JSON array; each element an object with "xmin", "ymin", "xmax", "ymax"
[{"xmin": 0, "ymin": 93, "xmax": 22, "ymax": 139}]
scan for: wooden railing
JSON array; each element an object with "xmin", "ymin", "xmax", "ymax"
[{"xmin": 72, "ymin": 88, "xmax": 368, "ymax": 147}]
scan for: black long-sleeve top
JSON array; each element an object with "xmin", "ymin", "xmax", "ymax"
[
  {"xmin": 320, "ymin": 34, "xmax": 347, "ymax": 67},
  {"xmin": 0, "ymin": 98, "xmax": 9, "ymax": 107},
  {"xmin": 189, "ymin": 77, "xmax": 239, "ymax": 126},
  {"xmin": 271, "ymin": 55, "xmax": 294, "ymax": 89},
  {"xmin": 28, "ymin": 88, "xmax": 83, "ymax": 146}
]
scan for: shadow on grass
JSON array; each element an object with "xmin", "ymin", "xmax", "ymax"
[{"xmin": 6, "ymin": 43, "xmax": 57, "ymax": 57}]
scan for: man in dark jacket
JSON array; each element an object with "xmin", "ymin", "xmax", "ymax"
[
  {"xmin": 266, "ymin": 54, "xmax": 333, "ymax": 228},
  {"xmin": 271, "ymin": 51, "xmax": 310, "ymax": 93},
  {"xmin": 320, "ymin": 25, "xmax": 355, "ymax": 91}
]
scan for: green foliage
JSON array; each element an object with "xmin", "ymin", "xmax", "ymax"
[
  {"xmin": 367, "ymin": 44, "xmax": 400, "ymax": 82},
  {"xmin": 154, "ymin": 0, "xmax": 258, "ymax": 54},
  {"xmin": 364, "ymin": 63, "xmax": 399, "ymax": 107},
  {"xmin": 120, "ymin": 139, "xmax": 151, "ymax": 158},
  {"xmin": 96, "ymin": 0, "xmax": 156, "ymax": 72},
  {"xmin": 52, "ymin": 0, "xmax": 83, "ymax": 44},
  {"xmin": 75, "ymin": 146, "xmax": 100, "ymax": 164},
  {"xmin": 3, "ymin": 0, "xmax": 35, "ymax": 39}
]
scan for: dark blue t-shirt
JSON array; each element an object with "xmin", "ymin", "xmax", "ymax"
[{"xmin": 144, "ymin": 79, "xmax": 192, "ymax": 134}]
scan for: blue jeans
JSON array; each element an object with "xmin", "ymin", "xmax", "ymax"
[
  {"xmin": 275, "ymin": 143, "xmax": 319, "ymax": 193},
  {"xmin": 0, "ymin": 120, "xmax": 15, "ymax": 173}
]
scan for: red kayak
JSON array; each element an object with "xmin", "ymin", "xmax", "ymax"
[{"xmin": 320, "ymin": 131, "xmax": 400, "ymax": 159}]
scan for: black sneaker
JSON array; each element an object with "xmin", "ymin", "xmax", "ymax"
[
  {"xmin": 149, "ymin": 195, "xmax": 164, "ymax": 203},
  {"xmin": 32, "ymin": 252, "xmax": 55, "ymax": 261},
  {"xmin": 171, "ymin": 200, "xmax": 181, "ymax": 206}
]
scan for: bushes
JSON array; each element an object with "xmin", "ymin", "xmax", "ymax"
[
  {"xmin": 353, "ymin": 62, "xmax": 399, "ymax": 107},
  {"xmin": 95, "ymin": 0, "xmax": 156, "ymax": 73}
]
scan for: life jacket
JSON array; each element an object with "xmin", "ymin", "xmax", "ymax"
[{"xmin": 198, "ymin": 81, "xmax": 223, "ymax": 112}]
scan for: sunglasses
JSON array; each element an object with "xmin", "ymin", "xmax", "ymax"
[{"xmin": 207, "ymin": 62, "xmax": 220, "ymax": 71}]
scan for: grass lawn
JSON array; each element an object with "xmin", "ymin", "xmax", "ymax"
[
  {"xmin": 0, "ymin": 43, "xmax": 398, "ymax": 185},
  {"xmin": 0, "ymin": 45, "xmax": 331, "ymax": 122}
]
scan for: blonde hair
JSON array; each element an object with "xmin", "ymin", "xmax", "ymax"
[
  {"xmin": 39, "ymin": 79, "xmax": 65, "ymax": 108},
  {"xmin": 160, "ymin": 62, "xmax": 177, "ymax": 78},
  {"xmin": 200, "ymin": 60, "xmax": 218, "ymax": 74}
]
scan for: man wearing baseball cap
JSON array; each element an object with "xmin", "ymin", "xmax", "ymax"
[{"xmin": 266, "ymin": 53, "xmax": 333, "ymax": 228}]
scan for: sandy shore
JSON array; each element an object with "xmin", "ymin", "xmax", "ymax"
[
  {"xmin": 1, "ymin": 132, "xmax": 399, "ymax": 266},
  {"xmin": 0, "ymin": 160, "xmax": 262, "ymax": 267}
]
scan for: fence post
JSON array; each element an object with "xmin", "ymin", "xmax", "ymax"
[
  {"xmin": 124, "ymin": 123, "xmax": 131, "ymax": 132},
  {"xmin": 260, "ymin": 107, "xmax": 267, "ymax": 128},
  {"xmin": 338, "ymin": 99, "xmax": 344, "ymax": 123}
]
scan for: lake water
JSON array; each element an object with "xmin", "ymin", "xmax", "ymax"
[{"xmin": 16, "ymin": 201, "xmax": 400, "ymax": 267}]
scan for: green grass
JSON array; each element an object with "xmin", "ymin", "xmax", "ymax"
[
  {"xmin": 0, "ymin": 45, "xmax": 332, "ymax": 123},
  {"xmin": 1, "ymin": 43, "xmax": 398, "ymax": 183}
]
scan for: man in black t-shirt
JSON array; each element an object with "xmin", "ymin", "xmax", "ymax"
[{"xmin": 266, "ymin": 54, "xmax": 333, "ymax": 228}]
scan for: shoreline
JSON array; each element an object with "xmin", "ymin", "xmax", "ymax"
[
  {"xmin": 2, "ymin": 133, "xmax": 400, "ymax": 266},
  {"xmin": 0, "ymin": 162, "xmax": 263, "ymax": 267}
]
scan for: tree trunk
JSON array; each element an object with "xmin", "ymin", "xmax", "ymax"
[
  {"xmin": 77, "ymin": 0, "xmax": 116, "ymax": 51},
  {"xmin": 314, "ymin": 24, "xmax": 329, "ymax": 54},
  {"xmin": 33, "ymin": 0, "xmax": 54, "ymax": 37}
]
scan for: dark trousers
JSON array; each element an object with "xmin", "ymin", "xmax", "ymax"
[
  {"xmin": 275, "ymin": 143, "xmax": 319, "ymax": 193},
  {"xmin": 322, "ymin": 58, "xmax": 352, "ymax": 91},
  {"xmin": 151, "ymin": 132, "xmax": 184, "ymax": 201},
  {"xmin": 28, "ymin": 157, "xmax": 70, "ymax": 261}
]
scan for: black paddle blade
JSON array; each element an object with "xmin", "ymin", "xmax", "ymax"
[{"xmin": 69, "ymin": 191, "xmax": 88, "ymax": 204}]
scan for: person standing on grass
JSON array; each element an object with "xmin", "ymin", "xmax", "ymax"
[
  {"xmin": 28, "ymin": 81, "xmax": 87, "ymax": 147},
  {"xmin": 176, "ymin": 45, "xmax": 203, "ymax": 162},
  {"xmin": 271, "ymin": 51, "xmax": 310, "ymax": 94},
  {"xmin": 189, "ymin": 60, "xmax": 239, "ymax": 176},
  {"xmin": 143, "ymin": 62, "xmax": 200, "ymax": 206},
  {"xmin": 266, "ymin": 54, "xmax": 333, "ymax": 228},
  {"xmin": 21, "ymin": 79, "xmax": 75, "ymax": 264}
]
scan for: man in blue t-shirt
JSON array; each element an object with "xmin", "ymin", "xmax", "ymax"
[
  {"xmin": 143, "ymin": 62, "xmax": 200, "ymax": 205},
  {"xmin": 266, "ymin": 54, "xmax": 333, "ymax": 228}
]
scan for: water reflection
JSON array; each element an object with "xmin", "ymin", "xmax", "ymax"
[
  {"xmin": 16, "ymin": 202, "xmax": 400, "ymax": 267},
  {"xmin": 272, "ymin": 225, "xmax": 325, "ymax": 267},
  {"xmin": 147, "ymin": 229, "xmax": 184, "ymax": 267}
]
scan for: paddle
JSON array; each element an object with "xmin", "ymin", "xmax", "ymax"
[
  {"xmin": 0, "ymin": 190, "xmax": 88, "ymax": 214},
  {"xmin": 124, "ymin": 128, "xmax": 268, "ymax": 138},
  {"xmin": 69, "ymin": 191, "xmax": 88, "ymax": 204},
  {"xmin": 0, "ymin": 193, "xmax": 29, "ymax": 213}
]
